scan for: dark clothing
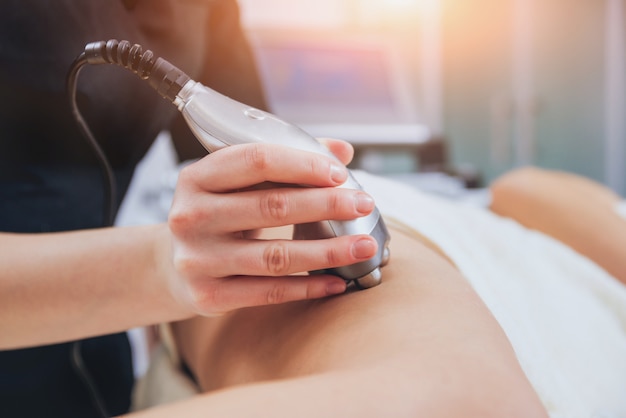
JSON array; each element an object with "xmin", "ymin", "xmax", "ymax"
[{"xmin": 0, "ymin": 0, "xmax": 266, "ymax": 416}]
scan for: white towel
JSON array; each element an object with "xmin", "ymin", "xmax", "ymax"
[{"xmin": 355, "ymin": 171, "xmax": 626, "ymax": 418}]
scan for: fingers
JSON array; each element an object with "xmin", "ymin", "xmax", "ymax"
[
  {"xmin": 181, "ymin": 143, "xmax": 349, "ymax": 193},
  {"xmin": 174, "ymin": 233, "xmax": 378, "ymax": 315},
  {"xmin": 170, "ymin": 142, "xmax": 374, "ymax": 233},
  {"xmin": 170, "ymin": 187, "xmax": 375, "ymax": 234},
  {"xmin": 188, "ymin": 275, "xmax": 348, "ymax": 315},
  {"xmin": 185, "ymin": 275, "xmax": 346, "ymax": 316},
  {"xmin": 174, "ymin": 234, "xmax": 378, "ymax": 278},
  {"xmin": 317, "ymin": 138, "xmax": 354, "ymax": 166},
  {"xmin": 169, "ymin": 232, "xmax": 378, "ymax": 315},
  {"xmin": 166, "ymin": 141, "xmax": 377, "ymax": 315}
]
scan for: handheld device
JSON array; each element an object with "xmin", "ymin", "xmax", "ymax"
[{"xmin": 67, "ymin": 40, "xmax": 390, "ymax": 288}]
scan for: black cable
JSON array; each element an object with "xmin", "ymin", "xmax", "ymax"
[
  {"xmin": 66, "ymin": 50, "xmax": 116, "ymax": 418},
  {"xmin": 70, "ymin": 341, "xmax": 111, "ymax": 418},
  {"xmin": 66, "ymin": 53, "xmax": 117, "ymax": 227}
]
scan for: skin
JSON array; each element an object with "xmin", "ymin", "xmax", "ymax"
[
  {"xmin": 0, "ymin": 140, "xmax": 379, "ymax": 349},
  {"xmin": 490, "ymin": 166, "xmax": 626, "ymax": 285},
  {"xmin": 127, "ymin": 226, "xmax": 548, "ymax": 418}
]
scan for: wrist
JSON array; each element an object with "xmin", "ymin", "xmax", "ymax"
[{"xmin": 151, "ymin": 223, "xmax": 197, "ymax": 321}]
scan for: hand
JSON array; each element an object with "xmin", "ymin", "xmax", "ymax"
[{"xmin": 163, "ymin": 140, "xmax": 378, "ymax": 316}]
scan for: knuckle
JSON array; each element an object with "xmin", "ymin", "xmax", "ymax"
[
  {"xmin": 326, "ymin": 190, "xmax": 345, "ymax": 214},
  {"xmin": 173, "ymin": 249, "xmax": 218, "ymax": 279},
  {"xmin": 168, "ymin": 205, "xmax": 205, "ymax": 234},
  {"xmin": 167, "ymin": 208, "xmax": 186, "ymax": 234},
  {"xmin": 260, "ymin": 190, "xmax": 290, "ymax": 221},
  {"xmin": 177, "ymin": 164, "xmax": 193, "ymax": 181},
  {"xmin": 175, "ymin": 164, "xmax": 199, "ymax": 188},
  {"xmin": 189, "ymin": 285, "xmax": 221, "ymax": 314},
  {"xmin": 263, "ymin": 242, "xmax": 291, "ymax": 275},
  {"xmin": 244, "ymin": 143, "xmax": 271, "ymax": 171},
  {"xmin": 307, "ymin": 155, "xmax": 327, "ymax": 178},
  {"xmin": 172, "ymin": 258, "xmax": 227, "ymax": 315},
  {"xmin": 172, "ymin": 252, "xmax": 196, "ymax": 278},
  {"xmin": 265, "ymin": 285, "xmax": 287, "ymax": 305},
  {"xmin": 324, "ymin": 245, "xmax": 343, "ymax": 267}
]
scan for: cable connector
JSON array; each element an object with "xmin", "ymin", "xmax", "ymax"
[{"xmin": 82, "ymin": 39, "xmax": 190, "ymax": 101}]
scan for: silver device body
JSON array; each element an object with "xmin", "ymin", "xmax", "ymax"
[{"xmin": 174, "ymin": 81, "xmax": 390, "ymax": 288}]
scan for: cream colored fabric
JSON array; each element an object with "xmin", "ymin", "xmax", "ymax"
[{"xmin": 131, "ymin": 324, "xmax": 199, "ymax": 411}]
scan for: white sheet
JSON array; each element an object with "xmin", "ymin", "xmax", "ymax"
[{"xmin": 355, "ymin": 170, "xmax": 626, "ymax": 418}]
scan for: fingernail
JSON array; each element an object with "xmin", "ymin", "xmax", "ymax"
[
  {"xmin": 326, "ymin": 280, "xmax": 347, "ymax": 295},
  {"xmin": 355, "ymin": 193, "xmax": 375, "ymax": 214},
  {"xmin": 351, "ymin": 238, "xmax": 377, "ymax": 259},
  {"xmin": 330, "ymin": 163, "xmax": 348, "ymax": 184}
]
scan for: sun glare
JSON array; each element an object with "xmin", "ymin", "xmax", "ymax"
[
  {"xmin": 240, "ymin": 0, "xmax": 430, "ymax": 30},
  {"xmin": 357, "ymin": 0, "xmax": 428, "ymax": 28}
]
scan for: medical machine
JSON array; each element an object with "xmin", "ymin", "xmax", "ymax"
[{"xmin": 67, "ymin": 40, "xmax": 390, "ymax": 289}]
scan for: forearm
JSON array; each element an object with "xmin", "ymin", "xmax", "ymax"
[{"xmin": 0, "ymin": 224, "xmax": 191, "ymax": 349}]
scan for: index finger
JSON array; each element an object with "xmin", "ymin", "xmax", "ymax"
[{"xmin": 183, "ymin": 143, "xmax": 349, "ymax": 193}]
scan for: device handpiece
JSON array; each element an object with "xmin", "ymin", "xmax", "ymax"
[
  {"xmin": 70, "ymin": 39, "xmax": 390, "ymax": 288},
  {"xmin": 174, "ymin": 81, "xmax": 390, "ymax": 288}
]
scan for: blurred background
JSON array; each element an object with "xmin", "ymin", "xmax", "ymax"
[{"xmin": 238, "ymin": 0, "xmax": 626, "ymax": 194}]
